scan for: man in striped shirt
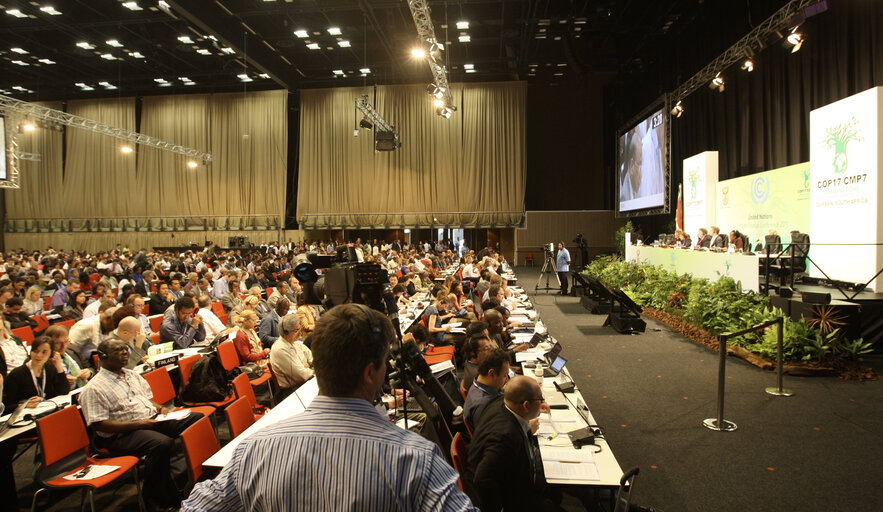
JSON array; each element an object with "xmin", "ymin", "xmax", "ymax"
[{"xmin": 181, "ymin": 303, "xmax": 477, "ymax": 511}]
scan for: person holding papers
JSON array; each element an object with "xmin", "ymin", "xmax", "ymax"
[
  {"xmin": 467, "ymin": 375, "xmax": 553, "ymax": 511},
  {"xmin": 80, "ymin": 338, "xmax": 202, "ymax": 512}
]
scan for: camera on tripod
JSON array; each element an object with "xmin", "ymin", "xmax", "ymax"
[
  {"xmin": 293, "ymin": 248, "xmax": 397, "ymax": 316},
  {"xmin": 543, "ymin": 242, "xmax": 555, "ymax": 256}
]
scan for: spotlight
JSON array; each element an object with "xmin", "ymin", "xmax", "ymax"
[
  {"xmin": 671, "ymin": 100, "xmax": 684, "ymax": 118},
  {"xmin": 187, "ymin": 161, "xmax": 198, "ymax": 168},
  {"xmin": 359, "ymin": 118, "xmax": 373, "ymax": 129},
  {"xmin": 741, "ymin": 57, "xmax": 754, "ymax": 72},
  {"xmin": 709, "ymin": 72, "xmax": 725, "ymax": 92},
  {"xmin": 428, "ymin": 42, "xmax": 444, "ymax": 58},
  {"xmin": 436, "ymin": 107, "xmax": 452, "ymax": 119},
  {"xmin": 786, "ymin": 28, "xmax": 803, "ymax": 53},
  {"xmin": 433, "ymin": 99, "xmax": 444, "ymax": 107},
  {"xmin": 120, "ymin": 146, "xmax": 134, "ymax": 154},
  {"xmin": 411, "ymin": 48, "xmax": 426, "ymax": 58},
  {"xmin": 21, "ymin": 123, "xmax": 35, "ymax": 132}
]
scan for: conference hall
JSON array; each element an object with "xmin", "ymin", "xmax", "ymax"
[{"xmin": 0, "ymin": 1, "xmax": 881, "ymax": 511}]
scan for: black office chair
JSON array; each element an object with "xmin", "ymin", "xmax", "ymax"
[
  {"xmin": 613, "ymin": 467, "xmax": 640, "ymax": 512},
  {"xmin": 790, "ymin": 231, "xmax": 810, "ymax": 275},
  {"xmin": 764, "ymin": 235, "xmax": 783, "ymax": 254}
]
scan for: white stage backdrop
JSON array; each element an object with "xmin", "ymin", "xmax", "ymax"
[
  {"xmin": 683, "ymin": 151, "xmax": 718, "ymax": 240},
  {"xmin": 809, "ymin": 86, "xmax": 883, "ymax": 291}
]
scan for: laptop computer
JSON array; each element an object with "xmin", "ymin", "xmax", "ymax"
[
  {"xmin": 546, "ymin": 341, "xmax": 563, "ymax": 361},
  {"xmin": 0, "ymin": 402, "xmax": 31, "ymax": 438},
  {"xmin": 543, "ymin": 355, "xmax": 567, "ymax": 377}
]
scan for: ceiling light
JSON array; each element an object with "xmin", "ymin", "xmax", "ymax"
[
  {"xmin": 557, "ymin": 63, "xmax": 567, "ymax": 67},
  {"xmin": 574, "ymin": 18, "xmax": 587, "ymax": 24},
  {"xmin": 538, "ymin": 19, "xmax": 551, "ymax": 26},
  {"xmin": 338, "ymin": 40, "xmax": 351, "ymax": 48},
  {"xmin": 154, "ymin": 78, "xmax": 168, "ymax": 83},
  {"xmin": 38, "ymin": 58, "xmax": 55, "ymax": 64},
  {"xmin": 458, "ymin": 35, "xmax": 471, "ymax": 43},
  {"xmin": 553, "ymin": 72, "xmax": 564, "ymax": 76},
  {"xmin": 258, "ymin": 73, "xmax": 270, "ymax": 79},
  {"xmin": 11, "ymin": 47, "xmax": 29, "ymax": 54},
  {"xmin": 106, "ymin": 40, "xmax": 123, "ymax": 47},
  {"xmin": 187, "ymin": 161, "xmax": 198, "ymax": 168},
  {"xmin": 177, "ymin": 76, "xmax": 190, "ymax": 82},
  {"xmin": 433, "ymin": 99, "xmax": 444, "ymax": 107},
  {"xmin": 741, "ymin": 58, "xmax": 754, "ymax": 72},
  {"xmin": 786, "ymin": 28, "xmax": 804, "ymax": 53},
  {"xmin": 177, "ymin": 35, "xmax": 194, "ymax": 44},
  {"xmin": 22, "ymin": 123, "xmax": 35, "ymax": 131},
  {"xmin": 710, "ymin": 72, "xmax": 725, "ymax": 92},
  {"xmin": 129, "ymin": 51, "xmax": 145, "ymax": 58},
  {"xmin": 237, "ymin": 74, "xmax": 253, "ymax": 82},
  {"xmin": 6, "ymin": 9, "xmax": 28, "ymax": 18},
  {"xmin": 99, "ymin": 82, "xmax": 117, "ymax": 90},
  {"xmin": 463, "ymin": 63, "xmax": 474, "ymax": 69},
  {"xmin": 121, "ymin": 146, "xmax": 134, "ymax": 154},
  {"xmin": 183, "ymin": 81, "xmax": 195, "ymax": 86},
  {"xmin": 359, "ymin": 68, "xmax": 371, "ymax": 74},
  {"xmin": 157, "ymin": 82, "xmax": 172, "ymax": 87},
  {"xmin": 327, "ymin": 27, "xmax": 341, "ymax": 35},
  {"xmin": 671, "ymin": 100, "xmax": 684, "ymax": 118},
  {"xmin": 306, "ymin": 43, "xmax": 320, "ymax": 50},
  {"xmin": 122, "ymin": 2, "xmax": 143, "ymax": 11},
  {"xmin": 332, "ymin": 69, "xmax": 344, "ymax": 75},
  {"xmin": 437, "ymin": 107, "xmax": 453, "ymax": 119},
  {"xmin": 465, "ymin": 69, "xmax": 476, "ymax": 74},
  {"xmin": 456, "ymin": 21, "xmax": 469, "ymax": 30},
  {"xmin": 100, "ymin": 53, "xmax": 116, "ymax": 60},
  {"xmin": 11, "ymin": 60, "xmax": 29, "ymax": 66},
  {"xmin": 196, "ymin": 48, "xmax": 211, "ymax": 55},
  {"xmin": 40, "ymin": 6, "xmax": 62, "ymax": 15},
  {"xmin": 220, "ymin": 47, "xmax": 234, "ymax": 54},
  {"xmin": 411, "ymin": 48, "xmax": 426, "ymax": 58},
  {"xmin": 80, "ymin": 86, "xmax": 94, "ymax": 91},
  {"xmin": 294, "ymin": 30, "xmax": 308, "ymax": 38},
  {"xmin": 76, "ymin": 42, "xmax": 95, "ymax": 50}
]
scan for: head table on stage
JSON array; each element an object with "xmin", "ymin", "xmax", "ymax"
[{"xmin": 625, "ymin": 245, "xmax": 762, "ymax": 292}]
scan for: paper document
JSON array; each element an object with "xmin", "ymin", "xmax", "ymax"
[
  {"xmin": 515, "ymin": 350, "xmax": 544, "ymax": 362},
  {"xmin": 156, "ymin": 409, "xmax": 191, "ymax": 422},
  {"xmin": 430, "ymin": 360, "xmax": 455, "ymax": 376},
  {"xmin": 543, "ymin": 461, "xmax": 600, "ymax": 481},
  {"xmin": 63, "ymin": 464, "xmax": 122, "ymax": 481}
]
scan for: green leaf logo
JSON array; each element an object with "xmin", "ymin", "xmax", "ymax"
[{"xmin": 825, "ymin": 118, "xmax": 862, "ymax": 174}]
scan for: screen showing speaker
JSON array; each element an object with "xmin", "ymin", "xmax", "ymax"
[
  {"xmin": 0, "ymin": 116, "xmax": 7, "ymax": 181},
  {"xmin": 617, "ymin": 107, "xmax": 666, "ymax": 213}
]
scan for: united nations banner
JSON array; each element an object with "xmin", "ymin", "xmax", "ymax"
[
  {"xmin": 809, "ymin": 86, "xmax": 882, "ymax": 291},
  {"xmin": 682, "ymin": 151, "xmax": 718, "ymax": 240}
]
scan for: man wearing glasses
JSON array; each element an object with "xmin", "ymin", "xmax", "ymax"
[{"xmin": 466, "ymin": 375, "xmax": 554, "ymax": 511}]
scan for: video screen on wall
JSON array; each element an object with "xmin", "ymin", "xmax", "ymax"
[
  {"xmin": 0, "ymin": 116, "xmax": 6, "ymax": 181},
  {"xmin": 617, "ymin": 107, "xmax": 666, "ymax": 213}
]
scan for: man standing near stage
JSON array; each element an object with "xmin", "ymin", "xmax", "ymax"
[{"xmin": 556, "ymin": 242, "xmax": 570, "ymax": 295}]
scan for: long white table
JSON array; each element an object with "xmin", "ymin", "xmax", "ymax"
[
  {"xmin": 202, "ymin": 377, "xmax": 319, "ymax": 469},
  {"xmin": 625, "ymin": 245, "xmax": 761, "ymax": 292}
]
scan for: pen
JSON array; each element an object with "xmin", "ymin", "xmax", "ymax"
[{"xmin": 559, "ymin": 461, "xmax": 581, "ymax": 464}]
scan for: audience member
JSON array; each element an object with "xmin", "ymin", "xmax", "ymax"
[
  {"xmin": 269, "ymin": 314, "xmax": 313, "ymax": 398},
  {"xmin": 46, "ymin": 324, "xmax": 91, "ymax": 389},
  {"xmin": 1, "ymin": 335, "xmax": 68, "ymax": 411},
  {"xmin": 258, "ymin": 298, "xmax": 288, "ymax": 349},
  {"xmin": 159, "ymin": 296, "xmax": 205, "ymax": 349},
  {"xmin": 21, "ymin": 286, "xmax": 43, "ymax": 317}
]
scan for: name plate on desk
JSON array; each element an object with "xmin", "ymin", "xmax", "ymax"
[{"xmin": 150, "ymin": 353, "xmax": 179, "ymax": 369}]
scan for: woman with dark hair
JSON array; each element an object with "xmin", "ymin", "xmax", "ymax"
[
  {"xmin": 63, "ymin": 290, "xmax": 87, "ymax": 321},
  {"xmin": 1, "ymin": 335, "xmax": 69, "ymax": 411}
]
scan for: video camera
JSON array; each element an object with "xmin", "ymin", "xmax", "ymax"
[{"xmin": 293, "ymin": 247, "xmax": 398, "ymax": 317}]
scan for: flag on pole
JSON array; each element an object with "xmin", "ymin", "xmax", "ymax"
[{"xmin": 676, "ymin": 183, "xmax": 684, "ymax": 231}]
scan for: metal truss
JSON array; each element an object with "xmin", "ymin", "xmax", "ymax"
[
  {"xmin": 407, "ymin": 0, "xmax": 455, "ymax": 109},
  {"xmin": 17, "ymin": 152, "xmax": 41, "ymax": 162},
  {"xmin": 355, "ymin": 95, "xmax": 395, "ymax": 134},
  {"xmin": 1, "ymin": 121, "xmax": 21, "ymax": 189},
  {"xmin": 671, "ymin": 0, "xmax": 818, "ymax": 102},
  {"xmin": 0, "ymin": 94, "xmax": 213, "ymax": 163}
]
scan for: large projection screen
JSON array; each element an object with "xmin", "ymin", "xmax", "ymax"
[
  {"xmin": 0, "ymin": 116, "xmax": 6, "ymax": 181},
  {"xmin": 616, "ymin": 99, "xmax": 670, "ymax": 217}
]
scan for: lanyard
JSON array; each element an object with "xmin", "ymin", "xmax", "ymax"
[{"xmin": 29, "ymin": 363, "xmax": 47, "ymax": 399}]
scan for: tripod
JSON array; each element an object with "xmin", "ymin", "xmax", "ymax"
[{"xmin": 536, "ymin": 251, "xmax": 560, "ymax": 293}]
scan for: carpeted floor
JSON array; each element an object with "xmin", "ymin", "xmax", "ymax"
[{"xmin": 518, "ymin": 265, "xmax": 883, "ymax": 512}]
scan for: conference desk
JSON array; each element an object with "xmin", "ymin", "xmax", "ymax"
[
  {"xmin": 625, "ymin": 245, "xmax": 761, "ymax": 292},
  {"xmin": 203, "ymin": 377, "xmax": 319, "ymax": 470}
]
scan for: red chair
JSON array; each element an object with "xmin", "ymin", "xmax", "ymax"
[
  {"xmin": 142, "ymin": 366, "xmax": 216, "ymax": 419},
  {"xmin": 33, "ymin": 406, "xmax": 145, "ymax": 512},
  {"xmin": 211, "ymin": 301, "xmax": 225, "ymax": 318},
  {"xmin": 459, "ymin": 380, "xmax": 469, "ymax": 402},
  {"xmin": 43, "ymin": 296, "xmax": 52, "ymax": 311},
  {"xmin": 33, "ymin": 314, "xmax": 50, "ymax": 333},
  {"xmin": 178, "ymin": 354, "xmax": 235, "ymax": 410},
  {"xmin": 450, "ymin": 432, "xmax": 472, "ymax": 495},
  {"xmin": 224, "ymin": 397, "xmax": 256, "ymax": 438},
  {"xmin": 220, "ymin": 343, "xmax": 275, "ymax": 406},
  {"xmin": 218, "ymin": 313, "xmax": 229, "ymax": 326},
  {"xmin": 232, "ymin": 373, "xmax": 268, "ymax": 418},
  {"xmin": 264, "ymin": 287, "xmax": 274, "ymax": 299},
  {"xmin": 181, "ymin": 416, "xmax": 220, "ymax": 485},
  {"xmin": 57, "ymin": 319, "xmax": 76, "ymax": 329},
  {"xmin": 148, "ymin": 314, "xmax": 164, "ymax": 334},
  {"xmin": 150, "ymin": 332, "xmax": 160, "ymax": 345},
  {"xmin": 524, "ymin": 253, "xmax": 534, "ymax": 266},
  {"xmin": 11, "ymin": 326, "xmax": 34, "ymax": 345}
]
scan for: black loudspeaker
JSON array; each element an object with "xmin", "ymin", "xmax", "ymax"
[
  {"xmin": 778, "ymin": 287, "xmax": 793, "ymax": 298},
  {"xmin": 604, "ymin": 314, "xmax": 646, "ymax": 334},
  {"xmin": 801, "ymin": 291, "xmax": 831, "ymax": 304},
  {"xmin": 580, "ymin": 296, "xmax": 611, "ymax": 314}
]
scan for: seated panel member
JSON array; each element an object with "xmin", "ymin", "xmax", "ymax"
[
  {"xmin": 181, "ymin": 303, "xmax": 476, "ymax": 511},
  {"xmin": 709, "ymin": 226, "xmax": 727, "ymax": 250},
  {"xmin": 463, "ymin": 348, "xmax": 510, "ymax": 430},
  {"xmin": 695, "ymin": 228, "xmax": 711, "ymax": 249},
  {"xmin": 80, "ymin": 338, "xmax": 202, "ymax": 512}
]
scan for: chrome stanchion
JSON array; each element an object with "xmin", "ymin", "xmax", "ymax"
[
  {"xmin": 765, "ymin": 317, "xmax": 794, "ymax": 397},
  {"xmin": 703, "ymin": 334, "xmax": 738, "ymax": 432}
]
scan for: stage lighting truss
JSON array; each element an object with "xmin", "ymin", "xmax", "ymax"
[
  {"xmin": 407, "ymin": 0, "xmax": 456, "ymax": 116},
  {"xmin": 354, "ymin": 95, "xmax": 397, "ymax": 137},
  {"xmin": 0, "ymin": 94, "xmax": 213, "ymax": 165},
  {"xmin": 669, "ymin": 0, "xmax": 820, "ymax": 113}
]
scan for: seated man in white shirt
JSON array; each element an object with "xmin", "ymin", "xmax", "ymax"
[
  {"xmin": 269, "ymin": 314, "xmax": 313, "ymax": 399},
  {"xmin": 197, "ymin": 294, "xmax": 227, "ymax": 341},
  {"xmin": 84, "ymin": 287, "xmax": 116, "ymax": 319}
]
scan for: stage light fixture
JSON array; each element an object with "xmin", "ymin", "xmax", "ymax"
[
  {"xmin": 433, "ymin": 99, "xmax": 444, "ymax": 107},
  {"xmin": 786, "ymin": 28, "xmax": 803, "ymax": 53},
  {"xmin": 359, "ymin": 118, "xmax": 373, "ymax": 129},
  {"xmin": 709, "ymin": 72, "xmax": 725, "ymax": 92},
  {"xmin": 671, "ymin": 100, "xmax": 684, "ymax": 118},
  {"xmin": 187, "ymin": 161, "xmax": 198, "ymax": 168},
  {"xmin": 436, "ymin": 107, "xmax": 452, "ymax": 119},
  {"xmin": 21, "ymin": 123, "xmax": 35, "ymax": 132},
  {"xmin": 411, "ymin": 48, "xmax": 426, "ymax": 58},
  {"xmin": 741, "ymin": 58, "xmax": 754, "ymax": 72},
  {"xmin": 120, "ymin": 146, "xmax": 134, "ymax": 154}
]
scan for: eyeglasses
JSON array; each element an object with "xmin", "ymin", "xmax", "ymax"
[{"xmin": 529, "ymin": 397, "xmax": 545, "ymax": 403}]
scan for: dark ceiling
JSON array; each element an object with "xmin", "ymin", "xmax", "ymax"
[{"xmin": 0, "ymin": 0, "xmax": 751, "ymax": 101}]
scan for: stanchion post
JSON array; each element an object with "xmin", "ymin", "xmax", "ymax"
[
  {"xmin": 766, "ymin": 317, "xmax": 794, "ymax": 397},
  {"xmin": 703, "ymin": 335, "xmax": 738, "ymax": 432}
]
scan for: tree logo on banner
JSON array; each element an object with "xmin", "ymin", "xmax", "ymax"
[
  {"xmin": 688, "ymin": 169, "xmax": 699, "ymax": 199},
  {"xmin": 751, "ymin": 176, "xmax": 769, "ymax": 204},
  {"xmin": 721, "ymin": 186, "xmax": 729, "ymax": 206},
  {"xmin": 803, "ymin": 168, "xmax": 810, "ymax": 189},
  {"xmin": 824, "ymin": 117, "xmax": 862, "ymax": 174}
]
